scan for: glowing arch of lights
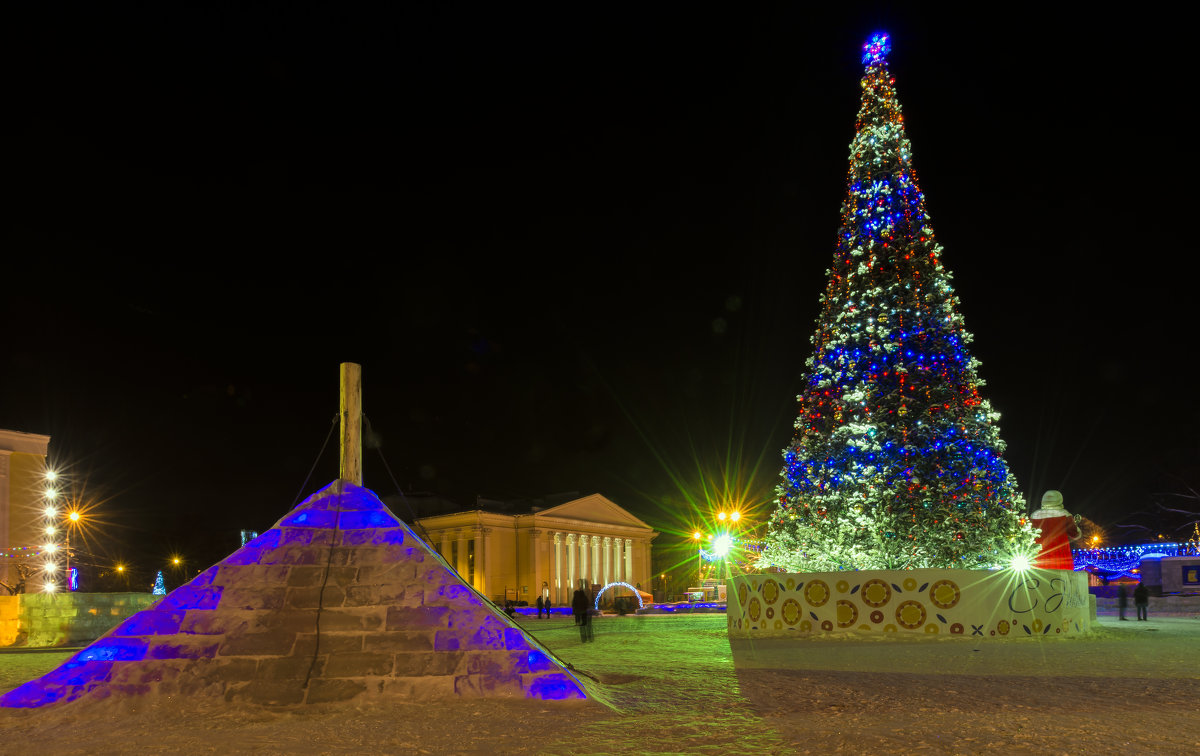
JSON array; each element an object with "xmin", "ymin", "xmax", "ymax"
[{"xmin": 593, "ymin": 581, "xmax": 646, "ymax": 611}]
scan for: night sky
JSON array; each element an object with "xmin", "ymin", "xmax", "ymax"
[{"xmin": 4, "ymin": 5, "xmax": 1197, "ymax": 577}]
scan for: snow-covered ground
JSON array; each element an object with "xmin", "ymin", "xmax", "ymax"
[{"xmin": 2, "ymin": 608, "xmax": 1199, "ymax": 754}]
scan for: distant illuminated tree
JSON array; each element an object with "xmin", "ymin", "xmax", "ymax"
[
  {"xmin": 758, "ymin": 33, "xmax": 1036, "ymax": 572},
  {"xmin": 0, "ymin": 563, "xmax": 32, "ymax": 595},
  {"xmin": 152, "ymin": 570, "xmax": 166, "ymax": 595}
]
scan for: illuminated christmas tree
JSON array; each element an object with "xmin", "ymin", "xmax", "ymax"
[
  {"xmin": 758, "ymin": 33, "xmax": 1035, "ymax": 572},
  {"xmin": 152, "ymin": 570, "xmax": 166, "ymax": 595}
]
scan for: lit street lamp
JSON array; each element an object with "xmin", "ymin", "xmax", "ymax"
[
  {"xmin": 692, "ymin": 509, "xmax": 747, "ymax": 591},
  {"xmin": 39, "ymin": 466, "xmax": 89, "ymax": 592}
]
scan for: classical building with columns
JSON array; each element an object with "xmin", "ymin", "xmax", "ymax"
[{"xmin": 414, "ymin": 493, "xmax": 658, "ymax": 606}]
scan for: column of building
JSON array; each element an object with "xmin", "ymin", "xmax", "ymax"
[
  {"xmin": 613, "ymin": 537, "xmax": 624, "ymax": 583},
  {"xmin": 553, "ymin": 533, "xmax": 563, "ymax": 605},
  {"xmin": 640, "ymin": 539, "xmax": 652, "ymax": 589},
  {"xmin": 577, "ymin": 534, "xmax": 587, "ymax": 588},
  {"xmin": 565, "ymin": 534, "xmax": 576, "ymax": 605},
  {"xmin": 475, "ymin": 526, "xmax": 489, "ymax": 595},
  {"xmin": 456, "ymin": 530, "xmax": 469, "ymax": 582},
  {"xmin": 590, "ymin": 536, "xmax": 601, "ymax": 587},
  {"xmin": 625, "ymin": 538, "xmax": 633, "ymax": 587}
]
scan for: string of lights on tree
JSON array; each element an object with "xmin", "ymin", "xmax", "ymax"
[{"xmin": 758, "ymin": 33, "xmax": 1036, "ymax": 572}]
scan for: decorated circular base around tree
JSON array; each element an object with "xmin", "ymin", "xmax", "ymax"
[{"xmin": 728, "ymin": 568, "xmax": 1092, "ymax": 640}]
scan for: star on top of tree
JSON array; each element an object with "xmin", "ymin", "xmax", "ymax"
[{"xmin": 862, "ymin": 32, "xmax": 891, "ymax": 65}]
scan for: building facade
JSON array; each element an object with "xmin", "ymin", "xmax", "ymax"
[
  {"xmin": 0, "ymin": 429, "xmax": 51, "ymax": 592},
  {"xmin": 415, "ymin": 493, "xmax": 658, "ymax": 606}
]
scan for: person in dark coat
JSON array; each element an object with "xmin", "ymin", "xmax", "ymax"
[
  {"xmin": 571, "ymin": 581, "xmax": 594, "ymax": 642},
  {"xmin": 535, "ymin": 594, "xmax": 545, "ymax": 619},
  {"xmin": 1117, "ymin": 585, "xmax": 1129, "ymax": 620},
  {"xmin": 1134, "ymin": 582, "xmax": 1149, "ymax": 621}
]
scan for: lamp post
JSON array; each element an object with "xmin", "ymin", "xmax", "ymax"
[
  {"xmin": 692, "ymin": 509, "xmax": 746, "ymax": 597},
  {"xmin": 65, "ymin": 510, "xmax": 80, "ymax": 587},
  {"xmin": 39, "ymin": 468, "xmax": 88, "ymax": 593},
  {"xmin": 41, "ymin": 471, "xmax": 60, "ymax": 592}
]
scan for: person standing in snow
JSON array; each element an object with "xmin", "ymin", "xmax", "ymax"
[
  {"xmin": 1117, "ymin": 585, "xmax": 1129, "ymax": 620},
  {"xmin": 1134, "ymin": 582, "xmax": 1149, "ymax": 621},
  {"xmin": 536, "ymin": 594, "xmax": 545, "ymax": 619},
  {"xmin": 571, "ymin": 581, "xmax": 594, "ymax": 642},
  {"xmin": 1030, "ymin": 490, "xmax": 1081, "ymax": 570}
]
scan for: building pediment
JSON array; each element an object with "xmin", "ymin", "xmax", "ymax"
[
  {"xmin": 0, "ymin": 429, "xmax": 50, "ymax": 455},
  {"xmin": 535, "ymin": 493, "xmax": 653, "ymax": 531}
]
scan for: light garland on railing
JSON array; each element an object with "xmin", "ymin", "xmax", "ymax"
[
  {"xmin": 0, "ymin": 546, "xmax": 44, "ymax": 561},
  {"xmin": 1071, "ymin": 541, "xmax": 1200, "ymax": 579}
]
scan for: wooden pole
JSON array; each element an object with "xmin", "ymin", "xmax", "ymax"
[{"xmin": 339, "ymin": 362, "xmax": 362, "ymax": 486}]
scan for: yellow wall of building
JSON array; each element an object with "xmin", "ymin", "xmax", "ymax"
[
  {"xmin": 0, "ymin": 596, "xmax": 18, "ymax": 645},
  {"xmin": 7, "ymin": 451, "xmax": 47, "ymax": 553},
  {"xmin": 2, "ymin": 431, "xmax": 51, "ymax": 593}
]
